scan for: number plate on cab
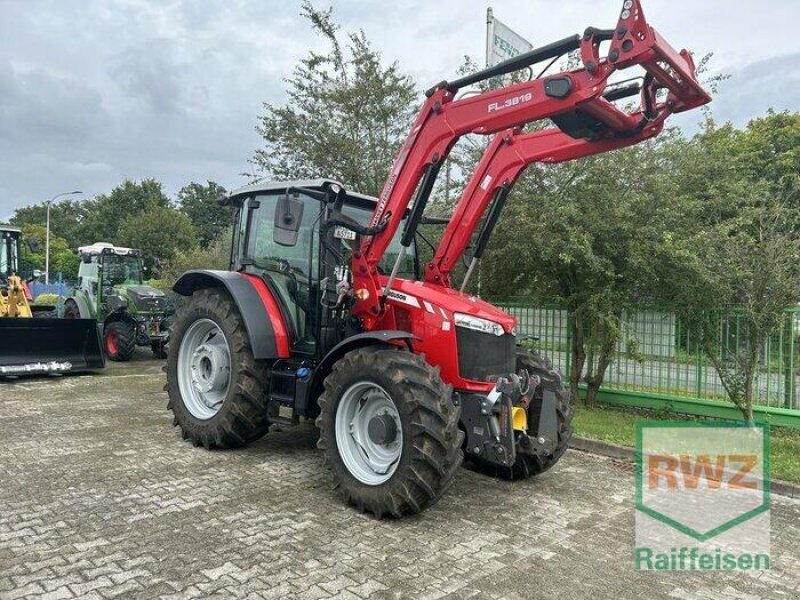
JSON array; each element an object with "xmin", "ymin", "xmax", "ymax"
[{"xmin": 333, "ymin": 226, "xmax": 356, "ymax": 240}]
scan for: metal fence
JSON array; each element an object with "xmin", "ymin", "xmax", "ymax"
[
  {"xmin": 28, "ymin": 281, "xmax": 73, "ymax": 298},
  {"xmin": 496, "ymin": 301, "xmax": 800, "ymax": 411}
]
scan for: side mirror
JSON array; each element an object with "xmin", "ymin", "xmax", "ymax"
[
  {"xmin": 274, "ymin": 193, "xmax": 304, "ymax": 247},
  {"xmin": 27, "ymin": 238, "xmax": 41, "ymax": 253},
  {"xmin": 32, "ymin": 269, "xmax": 43, "ymax": 280}
]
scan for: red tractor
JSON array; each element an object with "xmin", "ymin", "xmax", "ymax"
[{"xmin": 166, "ymin": 0, "xmax": 710, "ymax": 516}]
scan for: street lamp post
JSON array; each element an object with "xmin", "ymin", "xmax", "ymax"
[{"xmin": 45, "ymin": 191, "xmax": 82, "ymax": 285}]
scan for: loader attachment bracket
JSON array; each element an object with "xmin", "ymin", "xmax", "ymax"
[{"xmin": 459, "ymin": 390, "xmax": 516, "ymax": 467}]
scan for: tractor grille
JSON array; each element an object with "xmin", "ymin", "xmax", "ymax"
[{"xmin": 455, "ymin": 328, "xmax": 515, "ymax": 382}]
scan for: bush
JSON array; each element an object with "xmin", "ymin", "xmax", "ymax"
[
  {"xmin": 157, "ymin": 229, "xmax": 232, "ymax": 290},
  {"xmin": 33, "ymin": 293, "xmax": 60, "ymax": 305}
]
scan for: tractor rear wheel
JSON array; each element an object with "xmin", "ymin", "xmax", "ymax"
[
  {"xmin": 104, "ymin": 321, "xmax": 136, "ymax": 361},
  {"xmin": 316, "ymin": 346, "xmax": 463, "ymax": 517},
  {"xmin": 469, "ymin": 348, "xmax": 573, "ymax": 480},
  {"xmin": 166, "ymin": 288, "xmax": 269, "ymax": 449}
]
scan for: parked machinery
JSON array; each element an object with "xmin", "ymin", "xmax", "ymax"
[
  {"xmin": 0, "ymin": 225, "xmax": 104, "ymax": 376},
  {"xmin": 64, "ymin": 243, "xmax": 171, "ymax": 360},
  {"xmin": 165, "ymin": 0, "xmax": 710, "ymax": 516}
]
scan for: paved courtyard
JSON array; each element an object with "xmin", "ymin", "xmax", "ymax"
[{"xmin": 1, "ymin": 355, "xmax": 798, "ymax": 599}]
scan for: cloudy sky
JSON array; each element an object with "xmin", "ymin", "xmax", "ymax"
[{"xmin": 1, "ymin": 0, "xmax": 798, "ymax": 218}]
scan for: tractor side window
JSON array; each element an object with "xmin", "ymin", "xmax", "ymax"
[
  {"xmin": 246, "ymin": 193, "xmax": 320, "ymax": 279},
  {"xmin": 0, "ymin": 235, "xmax": 9, "ymax": 276},
  {"xmin": 79, "ymin": 257, "xmax": 99, "ymax": 284}
]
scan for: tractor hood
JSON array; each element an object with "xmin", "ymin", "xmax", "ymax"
[
  {"xmin": 120, "ymin": 285, "xmax": 168, "ymax": 312},
  {"xmin": 380, "ymin": 278, "xmax": 516, "ymax": 334}
]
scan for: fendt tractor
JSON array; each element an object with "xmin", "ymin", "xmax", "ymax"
[
  {"xmin": 64, "ymin": 243, "xmax": 171, "ymax": 361},
  {"xmin": 166, "ymin": 0, "xmax": 710, "ymax": 516},
  {"xmin": 0, "ymin": 225, "xmax": 104, "ymax": 376}
]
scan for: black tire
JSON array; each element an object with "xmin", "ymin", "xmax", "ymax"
[
  {"xmin": 63, "ymin": 299, "xmax": 81, "ymax": 320},
  {"xmin": 469, "ymin": 348, "xmax": 573, "ymax": 480},
  {"xmin": 103, "ymin": 321, "xmax": 136, "ymax": 361},
  {"xmin": 152, "ymin": 341, "xmax": 168, "ymax": 359},
  {"xmin": 316, "ymin": 346, "xmax": 464, "ymax": 517},
  {"xmin": 165, "ymin": 288, "xmax": 269, "ymax": 449}
]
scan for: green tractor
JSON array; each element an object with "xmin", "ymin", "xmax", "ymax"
[{"xmin": 64, "ymin": 243, "xmax": 172, "ymax": 361}]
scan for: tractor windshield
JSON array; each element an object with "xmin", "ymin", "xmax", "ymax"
[
  {"xmin": 102, "ymin": 254, "xmax": 143, "ymax": 285},
  {"xmin": 341, "ymin": 205, "xmax": 415, "ymax": 278}
]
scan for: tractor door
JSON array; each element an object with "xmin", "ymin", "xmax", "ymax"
[
  {"xmin": 78, "ymin": 254, "xmax": 101, "ymax": 311},
  {"xmin": 236, "ymin": 191, "xmax": 323, "ymax": 357}
]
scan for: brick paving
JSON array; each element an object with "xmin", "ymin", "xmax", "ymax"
[{"xmin": 1, "ymin": 354, "xmax": 798, "ymax": 599}]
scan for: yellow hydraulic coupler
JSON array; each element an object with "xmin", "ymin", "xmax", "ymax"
[{"xmin": 511, "ymin": 406, "xmax": 527, "ymax": 431}]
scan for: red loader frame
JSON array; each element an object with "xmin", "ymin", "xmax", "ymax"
[
  {"xmin": 351, "ymin": 0, "xmax": 710, "ymax": 326},
  {"xmin": 427, "ymin": 96, "xmax": 669, "ymax": 288}
]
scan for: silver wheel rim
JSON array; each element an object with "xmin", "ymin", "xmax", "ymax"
[
  {"xmin": 177, "ymin": 318, "xmax": 231, "ymax": 420},
  {"xmin": 335, "ymin": 381, "xmax": 403, "ymax": 486}
]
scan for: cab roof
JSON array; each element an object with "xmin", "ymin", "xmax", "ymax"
[
  {"xmin": 78, "ymin": 242, "xmax": 140, "ymax": 256},
  {"xmin": 224, "ymin": 179, "xmax": 379, "ymax": 207},
  {"xmin": 0, "ymin": 224, "xmax": 22, "ymax": 235}
]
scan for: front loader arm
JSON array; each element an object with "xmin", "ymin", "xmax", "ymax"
[
  {"xmin": 427, "ymin": 84, "xmax": 673, "ymax": 287},
  {"xmin": 351, "ymin": 0, "xmax": 710, "ymax": 323}
]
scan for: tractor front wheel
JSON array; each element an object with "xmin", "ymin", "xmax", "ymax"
[
  {"xmin": 63, "ymin": 299, "xmax": 81, "ymax": 320},
  {"xmin": 165, "ymin": 288, "xmax": 269, "ymax": 449},
  {"xmin": 104, "ymin": 321, "xmax": 136, "ymax": 361},
  {"xmin": 316, "ymin": 346, "xmax": 463, "ymax": 517}
]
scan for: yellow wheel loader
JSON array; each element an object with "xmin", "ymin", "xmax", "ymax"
[{"xmin": 1, "ymin": 225, "xmax": 104, "ymax": 376}]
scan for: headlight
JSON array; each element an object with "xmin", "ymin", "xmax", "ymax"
[{"xmin": 454, "ymin": 313, "xmax": 505, "ymax": 336}]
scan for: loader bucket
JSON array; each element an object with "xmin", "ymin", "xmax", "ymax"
[{"xmin": 0, "ymin": 317, "xmax": 105, "ymax": 376}]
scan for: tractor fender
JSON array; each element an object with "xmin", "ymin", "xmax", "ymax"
[
  {"xmin": 305, "ymin": 331, "xmax": 414, "ymax": 414},
  {"xmin": 67, "ymin": 292, "xmax": 94, "ymax": 319},
  {"xmin": 173, "ymin": 269, "xmax": 289, "ymax": 360}
]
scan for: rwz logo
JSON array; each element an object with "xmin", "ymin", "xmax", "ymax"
[
  {"xmin": 648, "ymin": 453, "xmax": 758, "ymax": 491},
  {"xmin": 634, "ymin": 422, "xmax": 770, "ymax": 571}
]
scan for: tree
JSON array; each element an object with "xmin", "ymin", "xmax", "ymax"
[
  {"xmin": 156, "ymin": 229, "xmax": 232, "ymax": 290},
  {"xmin": 737, "ymin": 110, "xmax": 800, "ymax": 202},
  {"xmin": 117, "ymin": 206, "xmax": 197, "ymax": 270},
  {"xmin": 669, "ymin": 189, "xmax": 800, "ymax": 422},
  {"xmin": 251, "ymin": 2, "xmax": 417, "ymax": 196},
  {"xmin": 80, "ymin": 179, "xmax": 171, "ymax": 243},
  {"xmin": 664, "ymin": 115, "xmax": 800, "ymax": 421},
  {"xmin": 11, "ymin": 199, "xmax": 87, "ymax": 249},
  {"xmin": 480, "ymin": 130, "xmax": 692, "ymax": 403},
  {"xmin": 19, "ymin": 224, "xmax": 79, "ymax": 280},
  {"xmin": 177, "ymin": 181, "xmax": 232, "ymax": 245}
]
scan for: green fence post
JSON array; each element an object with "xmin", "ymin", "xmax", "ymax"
[
  {"xmin": 566, "ymin": 309, "xmax": 572, "ymax": 385},
  {"xmin": 695, "ymin": 343, "xmax": 703, "ymax": 400}
]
